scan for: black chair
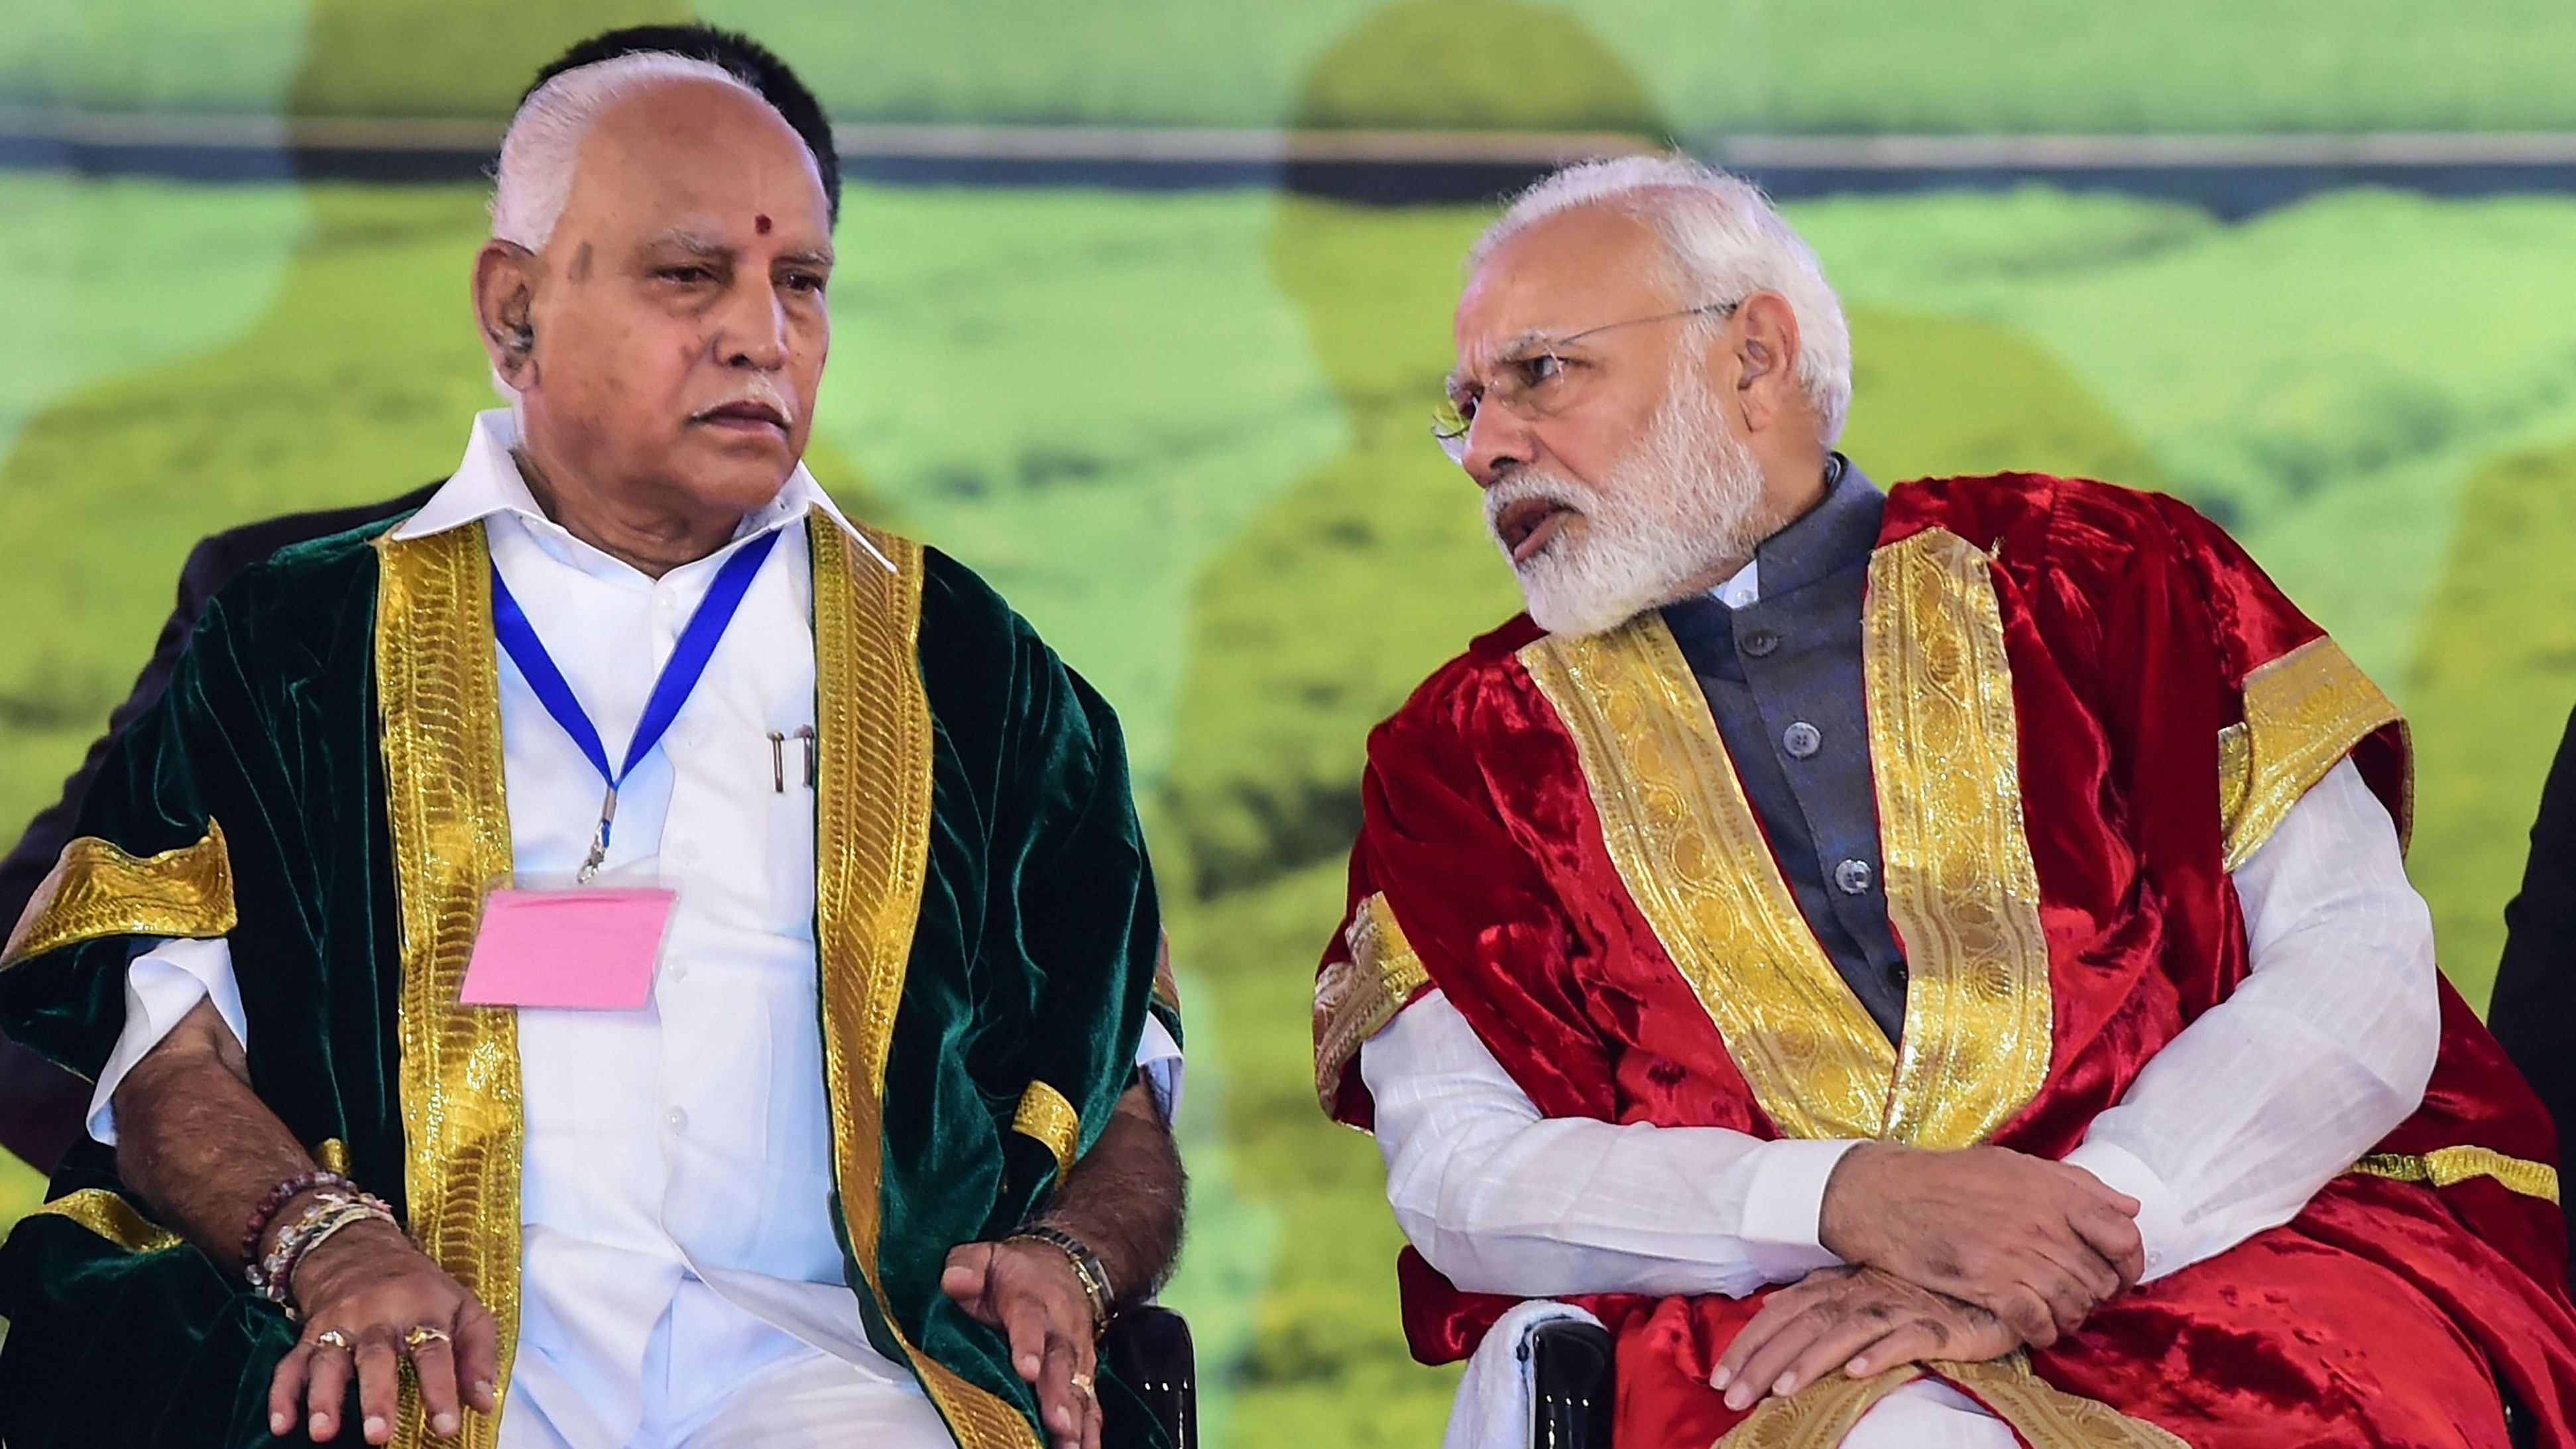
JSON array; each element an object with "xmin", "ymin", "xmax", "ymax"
[
  {"xmin": 1106, "ymin": 1306, "xmax": 1197, "ymax": 1447},
  {"xmin": 1528, "ymin": 1318, "xmax": 1613, "ymax": 1449}
]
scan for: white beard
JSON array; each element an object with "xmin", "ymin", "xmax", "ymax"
[{"xmin": 1485, "ymin": 378, "xmax": 1769, "ymax": 638}]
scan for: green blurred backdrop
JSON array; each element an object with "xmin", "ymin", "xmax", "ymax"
[{"xmin": 9, "ymin": 4, "xmax": 2576, "ymax": 1443}]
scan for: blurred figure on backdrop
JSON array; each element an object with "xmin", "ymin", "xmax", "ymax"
[
  {"xmin": 1313, "ymin": 156, "xmax": 2576, "ymax": 1446},
  {"xmin": 2494, "ymin": 700, "xmax": 2576, "ymax": 1285},
  {"xmin": 0, "ymin": 32, "xmax": 1183, "ymax": 1449}
]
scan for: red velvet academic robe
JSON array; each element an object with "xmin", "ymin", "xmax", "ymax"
[{"xmin": 1313, "ymin": 474, "xmax": 2576, "ymax": 1447}]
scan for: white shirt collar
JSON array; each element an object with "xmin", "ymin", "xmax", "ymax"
[
  {"xmin": 392, "ymin": 410, "xmax": 887, "ymax": 572},
  {"xmin": 1712, "ymin": 557, "xmax": 1761, "ymax": 610}
]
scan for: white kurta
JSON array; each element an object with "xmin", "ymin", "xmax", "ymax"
[
  {"xmin": 1363, "ymin": 560, "xmax": 2439, "ymax": 1448},
  {"xmin": 88, "ymin": 411, "xmax": 1182, "ymax": 1449}
]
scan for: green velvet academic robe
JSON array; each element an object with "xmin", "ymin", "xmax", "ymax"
[{"xmin": 0, "ymin": 512, "xmax": 1178, "ymax": 1449}]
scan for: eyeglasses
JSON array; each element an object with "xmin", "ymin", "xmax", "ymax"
[{"xmin": 1434, "ymin": 301, "xmax": 1740, "ymax": 463}]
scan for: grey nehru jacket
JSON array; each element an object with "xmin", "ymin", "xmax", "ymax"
[{"xmin": 1658, "ymin": 457, "xmax": 1910, "ymax": 1041}]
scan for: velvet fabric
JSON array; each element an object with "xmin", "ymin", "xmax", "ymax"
[
  {"xmin": 1328, "ymin": 474, "xmax": 2576, "ymax": 1446},
  {"xmin": 0, "ymin": 518, "xmax": 1171, "ymax": 1448}
]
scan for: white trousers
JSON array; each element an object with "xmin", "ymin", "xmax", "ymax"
[
  {"xmin": 1842, "ymin": 1380, "xmax": 2017, "ymax": 1448},
  {"xmin": 499, "ymin": 1307, "xmax": 955, "ymax": 1449},
  {"xmin": 1447, "ymin": 1302, "xmax": 2015, "ymax": 1448}
]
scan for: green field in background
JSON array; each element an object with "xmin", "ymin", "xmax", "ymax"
[
  {"xmin": 9, "ymin": 171, "xmax": 2576, "ymax": 1442},
  {"xmin": 17, "ymin": 0, "xmax": 2576, "ymax": 137}
]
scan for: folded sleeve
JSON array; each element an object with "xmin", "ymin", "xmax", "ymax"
[{"xmin": 84, "ymin": 937, "xmax": 247, "ymax": 1146}]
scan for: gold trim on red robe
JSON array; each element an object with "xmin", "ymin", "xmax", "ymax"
[
  {"xmin": 1313, "ymin": 892, "xmax": 1432, "ymax": 1113},
  {"xmin": 2218, "ymin": 634, "xmax": 2405, "ymax": 870}
]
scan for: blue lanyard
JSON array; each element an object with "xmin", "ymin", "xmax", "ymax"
[{"xmin": 490, "ymin": 528, "xmax": 782, "ymax": 882}]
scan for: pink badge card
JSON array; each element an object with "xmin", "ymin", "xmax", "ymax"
[{"xmin": 459, "ymin": 886, "xmax": 677, "ymax": 1010}]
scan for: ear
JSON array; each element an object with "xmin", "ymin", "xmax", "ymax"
[
  {"xmin": 473, "ymin": 240, "xmax": 544, "ymax": 390},
  {"xmin": 1723, "ymin": 291, "xmax": 1806, "ymax": 436}
]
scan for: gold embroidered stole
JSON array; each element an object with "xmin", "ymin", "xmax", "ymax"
[
  {"xmin": 1520, "ymin": 527, "xmax": 2184, "ymax": 1448},
  {"xmin": 808, "ymin": 520, "xmax": 1043, "ymax": 1449},
  {"xmin": 375, "ymin": 523, "xmax": 522, "ymax": 1449},
  {"xmin": 1516, "ymin": 526, "xmax": 2053, "ymax": 1149},
  {"xmin": 1863, "ymin": 530, "xmax": 2056, "ymax": 1149}
]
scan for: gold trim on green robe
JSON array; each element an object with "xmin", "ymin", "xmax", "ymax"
[
  {"xmin": 373, "ymin": 522, "xmax": 524, "ymax": 1449},
  {"xmin": 2, "ymin": 823, "xmax": 237, "ymax": 969},
  {"xmin": 810, "ymin": 520, "xmax": 1045, "ymax": 1449}
]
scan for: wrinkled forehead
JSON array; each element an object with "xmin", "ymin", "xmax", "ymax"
[
  {"xmin": 559, "ymin": 78, "xmax": 831, "ymax": 247},
  {"xmin": 1453, "ymin": 205, "xmax": 1678, "ymax": 367}
]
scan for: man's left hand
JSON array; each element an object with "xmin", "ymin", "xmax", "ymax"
[
  {"xmin": 1710, "ymin": 1265, "xmax": 2020, "ymax": 1412},
  {"xmin": 942, "ymin": 1240, "xmax": 1102, "ymax": 1449}
]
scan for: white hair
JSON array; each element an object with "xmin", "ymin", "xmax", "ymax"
[
  {"xmin": 489, "ymin": 51, "xmax": 761, "ymax": 251},
  {"xmin": 1469, "ymin": 155, "xmax": 1853, "ymax": 443}
]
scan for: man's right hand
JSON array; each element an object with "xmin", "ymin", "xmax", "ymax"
[
  {"xmin": 1818, "ymin": 1142, "xmax": 2143, "ymax": 1346},
  {"xmin": 266, "ymin": 1218, "xmax": 499, "ymax": 1444}
]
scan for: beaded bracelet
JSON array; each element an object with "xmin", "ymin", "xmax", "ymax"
[
  {"xmin": 239, "ymin": 1170, "xmax": 357, "ymax": 1273},
  {"xmin": 247, "ymin": 1188, "xmax": 395, "ymax": 1306},
  {"xmin": 270, "ymin": 1198, "xmax": 396, "ymax": 1310},
  {"xmin": 1007, "ymin": 1224, "xmax": 1116, "ymax": 1335}
]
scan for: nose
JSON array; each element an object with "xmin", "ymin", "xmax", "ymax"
[
  {"xmin": 717, "ymin": 280, "xmax": 790, "ymax": 373},
  {"xmin": 1460, "ymin": 400, "xmax": 1534, "ymax": 489}
]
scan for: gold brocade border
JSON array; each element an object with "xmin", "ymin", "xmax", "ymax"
[
  {"xmin": 1012, "ymin": 1081, "xmax": 1081, "ymax": 1182},
  {"xmin": 810, "ymin": 518, "xmax": 1041, "ymax": 1449},
  {"xmin": 2353, "ymin": 1147, "xmax": 2561, "ymax": 1203},
  {"xmin": 1865, "ymin": 530, "xmax": 2054, "ymax": 1149},
  {"xmin": 1311, "ymin": 892, "xmax": 1432, "ymax": 1113},
  {"xmin": 1520, "ymin": 620, "xmax": 1895, "ymax": 1141},
  {"xmin": 2221, "ymin": 636, "xmax": 2404, "ymax": 871},
  {"xmin": 1714, "ymin": 1355, "xmax": 2189, "ymax": 1449},
  {"xmin": 374, "ymin": 524, "xmax": 522, "ymax": 1449},
  {"xmin": 27, "ymin": 1187, "xmax": 185, "ymax": 1253},
  {"xmin": 1933, "ymin": 1355, "xmax": 2191, "ymax": 1448},
  {"xmin": 1, "ymin": 823, "xmax": 237, "ymax": 968},
  {"xmin": 1715, "ymin": 1365, "xmax": 1921, "ymax": 1448},
  {"xmin": 2217, "ymin": 722, "xmax": 2253, "ymax": 837}
]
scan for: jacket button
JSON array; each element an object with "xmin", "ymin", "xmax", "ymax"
[
  {"xmin": 1783, "ymin": 721, "xmax": 1822, "ymax": 758},
  {"xmin": 1835, "ymin": 858, "xmax": 1874, "ymax": 895}
]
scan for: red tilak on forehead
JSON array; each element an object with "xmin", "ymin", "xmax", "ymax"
[{"xmin": 755, "ymin": 214, "xmax": 772, "ymax": 235}]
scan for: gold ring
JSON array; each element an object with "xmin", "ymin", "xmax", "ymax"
[
  {"xmin": 1068, "ymin": 1371, "xmax": 1094, "ymax": 1400},
  {"xmin": 404, "ymin": 1325, "xmax": 452, "ymax": 1351},
  {"xmin": 313, "ymin": 1329, "xmax": 353, "ymax": 1352}
]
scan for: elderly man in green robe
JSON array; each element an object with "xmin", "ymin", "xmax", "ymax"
[{"xmin": 0, "ymin": 37, "xmax": 1181, "ymax": 1449}]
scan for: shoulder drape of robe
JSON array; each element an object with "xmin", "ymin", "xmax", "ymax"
[{"xmin": 0, "ymin": 513, "xmax": 1172, "ymax": 1449}]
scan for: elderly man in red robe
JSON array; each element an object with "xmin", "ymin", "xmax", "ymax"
[{"xmin": 1313, "ymin": 154, "xmax": 2576, "ymax": 1448}]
